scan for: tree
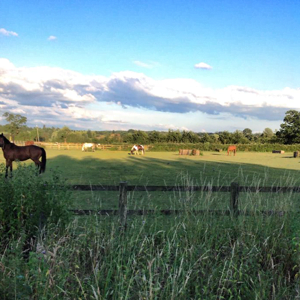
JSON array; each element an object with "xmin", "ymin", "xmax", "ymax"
[
  {"xmin": 276, "ymin": 110, "xmax": 300, "ymax": 144},
  {"xmin": 87, "ymin": 130, "xmax": 93, "ymax": 138},
  {"xmin": 232, "ymin": 130, "xmax": 249, "ymax": 144},
  {"xmin": 243, "ymin": 128, "xmax": 253, "ymax": 141},
  {"xmin": 262, "ymin": 128, "xmax": 274, "ymax": 138},
  {"xmin": 132, "ymin": 130, "xmax": 149, "ymax": 144},
  {"xmin": 166, "ymin": 130, "xmax": 181, "ymax": 143},
  {"xmin": 201, "ymin": 133, "xmax": 212, "ymax": 143},
  {"xmin": 210, "ymin": 133, "xmax": 220, "ymax": 144},
  {"xmin": 148, "ymin": 131, "xmax": 161, "ymax": 143},
  {"xmin": 3, "ymin": 112, "xmax": 27, "ymax": 142},
  {"xmin": 57, "ymin": 126, "xmax": 72, "ymax": 143},
  {"xmin": 218, "ymin": 131, "xmax": 232, "ymax": 144}
]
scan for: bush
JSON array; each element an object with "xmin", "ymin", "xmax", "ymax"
[
  {"xmin": 147, "ymin": 143, "xmax": 300, "ymax": 152},
  {"xmin": 0, "ymin": 163, "xmax": 71, "ymax": 251}
]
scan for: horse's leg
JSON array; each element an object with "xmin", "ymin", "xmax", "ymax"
[
  {"xmin": 6, "ymin": 161, "xmax": 12, "ymax": 178},
  {"xmin": 32, "ymin": 159, "xmax": 42, "ymax": 173},
  {"xmin": 5, "ymin": 165, "xmax": 8, "ymax": 178},
  {"xmin": 36, "ymin": 162, "xmax": 41, "ymax": 173}
]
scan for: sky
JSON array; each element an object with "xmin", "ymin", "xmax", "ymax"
[{"xmin": 0, "ymin": 0, "xmax": 299, "ymax": 133}]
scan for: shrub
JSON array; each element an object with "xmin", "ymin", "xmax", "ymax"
[{"xmin": 0, "ymin": 163, "xmax": 71, "ymax": 251}]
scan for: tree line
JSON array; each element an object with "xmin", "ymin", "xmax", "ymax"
[{"xmin": 1, "ymin": 110, "xmax": 300, "ymax": 145}]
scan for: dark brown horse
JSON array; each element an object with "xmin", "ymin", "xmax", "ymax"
[
  {"xmin": 0, "ymin": 133, "xmax": 46, "ymax": 177},
  {"xmin": 227, "ymin": 145, "xmax": 237, "ymax": 156}
]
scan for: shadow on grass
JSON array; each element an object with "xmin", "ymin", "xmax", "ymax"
[{"xmin": 44, "ymin": 153, "xmax": 300, "ymax": 187}]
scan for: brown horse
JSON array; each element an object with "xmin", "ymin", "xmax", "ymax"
[
  {"xmin": 0, "ymin": 133, "xmax": 46, "ymax": 177},
  {"xmin": 227, "ymin": 145, "xmax": 237, "ymax": 156}
]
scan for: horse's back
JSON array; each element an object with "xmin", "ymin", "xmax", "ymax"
[{"xmin": 8, "ymin": 144, "xmax": 43, "ymax": 161}]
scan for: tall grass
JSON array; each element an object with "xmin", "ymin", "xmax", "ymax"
[{"xmin": 1, "ymin": 165, "xmax": 300, "ymax": 299}]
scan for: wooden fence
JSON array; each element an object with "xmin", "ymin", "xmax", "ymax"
[
  {"xmin": 69, "ymin": 182, "xmax": 300, "ymax": 228},
  {"xmin": 15, "ymin": 142, "xmax": 131, "ymax": 150}
]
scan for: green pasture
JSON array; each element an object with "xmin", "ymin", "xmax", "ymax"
[
  {"xmin": 7, "ymin": 148, "xmax": 299, "ymax": 185},
  {"xmin": 2, "ymin": 150, "xmax": 300, "ymax": 299},
  {"xmin": 1, "ymin": 149, "xmax": 300, "ymax": 211}
]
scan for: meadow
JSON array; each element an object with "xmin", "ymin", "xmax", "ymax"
[
  {"xmin": 39, "ymin": 149, "xmax": 300, "ymax": 186},
  {"xmin": 16, "ymin": 149, "xmax": 300, "ymax": 211},
  {"xmin": 1, "ymin": 149, "xmax": 300, "ymax": 299}
]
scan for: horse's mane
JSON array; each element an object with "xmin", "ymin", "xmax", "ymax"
[{"xmin": 0, "ymin": 134, "xmax": 11, "ymax": 144}]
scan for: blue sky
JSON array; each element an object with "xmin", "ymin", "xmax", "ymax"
[{"xmin": 0, "ymin": 0, "xmax": 299, "ymax": 132}]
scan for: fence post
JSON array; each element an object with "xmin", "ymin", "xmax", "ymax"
[
  {"xmin": 230, "ymin": 182, "xmax": 239, "ymax": 217},
  {"xmin": 119, "ymin": 182, "xmax": 128, "ymax": 230}
]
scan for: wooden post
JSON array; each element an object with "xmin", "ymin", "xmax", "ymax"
[
  {"xmin": 230, "ymin": 182, "xmax": 239, "ymax": 217},
  {"xmin": 119, "ymin": 182, "xmax": 128, "ymax": 230}
]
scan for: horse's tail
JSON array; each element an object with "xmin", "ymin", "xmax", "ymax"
[{"xmin": 40, "ymin": 148, "xmax": 46, "ymax": 173}]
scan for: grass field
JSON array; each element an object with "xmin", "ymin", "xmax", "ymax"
[
  {"xmin": 2, "ymin": 149, "xmax": 300, "ymax": 299},
  {"xmin": 2, "ymin": 149, "xmax": 300, "ymax": 211},
  {"xmin": 1, "ymin": 148, "xmax": 297, "ymax": 186}
]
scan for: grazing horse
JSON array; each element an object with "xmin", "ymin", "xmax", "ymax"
[
  {"xmin": 0, "ymin": 133, "xmax": 46, "ymax": 178},
  {"xmin": 82, "ymin": 143, "xmax": 96, "ymax": 152},
  {"xmin": 131, "ymin": 145, "xmax": 145, "ymax": 155},
  {"xmin": 227, "ymin": 145, "xmax": 237, "ymax": 156}
]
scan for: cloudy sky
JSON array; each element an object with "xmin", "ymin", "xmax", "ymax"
[{"xmin": 0, "ymin": 0, "xmax": 299, "ymax": 133}]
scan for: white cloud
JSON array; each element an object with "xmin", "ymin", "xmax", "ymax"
[
  {"xmin": 0, "ymin": 58, "xmax": 298, "ymax": 131},
  {"xmin": 194, "ymin": 62, "xmax": 212, "ymax": 70},
  {"xmin": 133, "ymin": 60, "xmax": 159, "ymax": 69},
  {"xmin": 48, "ymin": 35, "xmax": 57, "ymax": 41},
  {"xmin": 0, "ymin": 28, "xmax": 18, "ymax": 37},
  {"xmin": 134, "ymin": 61, "xmax": 152, "ymax": 68}
]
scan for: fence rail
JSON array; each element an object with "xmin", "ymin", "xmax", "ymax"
[
  {"xmin": 15, "ymin": 142, "xmax": 131, "ymax": 150},
  {"xmin": 69, "ymin": 182, "xmax": 299, "ymax": 228},
  {"xmin": 71, "ymin": 184, "xmax": 300, "ymax": 193}
]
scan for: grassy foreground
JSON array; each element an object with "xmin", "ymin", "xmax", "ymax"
[
  {"xmin": 1, "ymin": 150, "xmax": 300, "ymax": 299},
  {"xmin": 2, "ymin": 205, "xmax": 300, "ymax": 299}
]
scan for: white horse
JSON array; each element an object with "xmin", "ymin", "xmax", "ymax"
[
  {"xmin": 82, "ymin": 143, "xmax": 96, "ymax": 152},
  {"xmin": 131, "ymin": 145, "xmax": 145, "ymax": 155}
]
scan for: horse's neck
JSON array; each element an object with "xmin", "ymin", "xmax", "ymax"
[
  {"xmin": 3, "ymin": 142, "xmax": 15, "ymax": 151},
  {"xmin": 3, "ymin": 137, "xmax": 12, "ymax": 146}
]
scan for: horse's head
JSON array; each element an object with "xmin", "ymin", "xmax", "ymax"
[{"xmin": 0, "ymin": 133, "xmax": 5, "ymax": 148}]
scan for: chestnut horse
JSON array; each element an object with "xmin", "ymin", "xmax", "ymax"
[
  {"xmin": 131, "ymin": 145, "xmax": 145, "ymax": 155},
  {"xmin": 227, "ymin": 145, "xmax": 237, "ymax": 156},
  {"xmin": 0, "ymin": 133, "xmax": 46, "ymax": 178}
]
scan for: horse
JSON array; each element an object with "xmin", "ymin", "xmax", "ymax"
[
  {"xmin": 0, "ymin": 133, "xmax": 46, "ymax": 178},
  {"xmin": 82, "ymin": 143, "xmax": 96, "ymax": 152},
  {"xmin": 131, "ymin": 145, "xmax": 145, "ymax": 155},
  {"xmin": 227, "ymin": 145, "xmax": 237, "ymax": 156}
]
